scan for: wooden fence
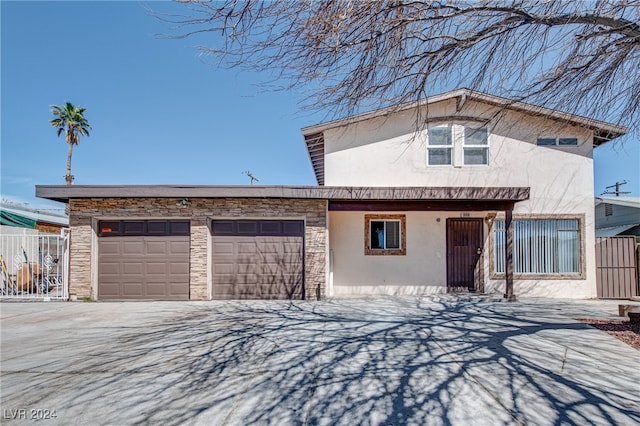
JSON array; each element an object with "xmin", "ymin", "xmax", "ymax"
[{"xmin": 595, "ymin": 236, "xmax": 638, "ymax": 299}]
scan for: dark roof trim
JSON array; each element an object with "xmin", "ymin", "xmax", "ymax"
[
  {"xmin": 329, "ymin": 200, "xmax": 517, "ymax": 212},
  {"xmin": 36, "ymin": 185, "xmax": 530, "ymax": 203}
]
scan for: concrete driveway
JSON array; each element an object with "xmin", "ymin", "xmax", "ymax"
[{"xmin": 1, "ymin": 297, "xmax": 639, "ymax": 425}]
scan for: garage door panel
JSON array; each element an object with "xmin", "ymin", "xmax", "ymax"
[
  {"xmin": 283, "ymin": 242, "xmax": 303, "ymax": 253},
  {"xmin": 235, "ymin": 274, "xmax": 259, "ymax": 285},
  {"xmin": 257, "ymin": 242, "xmax": 279, "ymax": 253},
  {"xmin": 146, "ymin": 241, "xmax": 168, "ymax": 255},
  {"xmin": 122, "ymin": 283, "xmax": 144, "ymax": 296},
  {"xmin": 262, "ymin": 252, "xmax": 303, "ymax": 264},
  {"xmin": 237, "ymin": 242, "xmax": 258, "ymax": 254},
  {"xmin": 214, "ymin": 242, "xmax": 235, "ymax": 255},
  {"xmin": 99, "ymin": 262, "xmax": 120, "ymax": 275},
  {"xmin": 99, "ymin": 241, "xmax": 121, "ymax": 255},
  {"xmin": 98, "ymin": 223, "xmax": 190, "ymax": 300},
  {"xmin": 237, "ymin": 263, "xmax": 260, "ymax": 274},
  {"xmin": 169, "ymin": 241, "xmax": 190, "ymax": 254},
  {"xmin": 145, "ymin": 283, "xmax": 168, "ymax": 296},
  {"xmin": 237, "ymin": 286, "xmax": 257, "ymax": 297},
  {"xmin": 145, "ymin": 262, "xmax": 167, "ymax": 275},
  {"xmin": 211, "ymin": 220, "xmax": 304, "ymax": 300},
  {"xmin": 213, "ymin": 262, "xmax": 235, "ymax": 274},
  {"xmin": 123, "ymin": 241, "xmax": 144, "ymax": 255},
  {"xmin": 98, "ymin": 283, "xmax": 120, "ymax": 296},
  {"xmin": 169, "ymin": 262, "xmax": 190, "ymax": 275},
  {"xmin": 213, "ymin": 284, "xmax": 236, "ymax": 298},
  {"xmin": 123, "ymin": 262, "xmax": 144, "ymax": 275}
]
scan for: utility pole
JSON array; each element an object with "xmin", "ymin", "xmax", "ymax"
[{"xmin": 601, "ymin": 180, "xmax": 631, "ymax": 197}]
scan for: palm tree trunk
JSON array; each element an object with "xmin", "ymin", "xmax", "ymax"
[{"xmin": 65, "ymin": 142, "xmax": 74, "ymax": 185}]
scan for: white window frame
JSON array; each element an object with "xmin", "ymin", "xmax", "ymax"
[
  {"xmin": 463, "ymin": 125, "xmax": 490, "ymax": 166},
  {"xmin": 426, "ymin": 124, "xmax": 453, "ymax": 166},
  {"xmin": 537, "ymin": 137, "xmax": 579, "ymax": 147},
  {"xmin": 426, "ymin": 123, "xmax": 490, "ymax": 167}
]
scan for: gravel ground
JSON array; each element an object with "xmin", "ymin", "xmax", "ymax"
[{"xmin": 579, "ymin": 319, "xmax": 640, "ymax": 350}]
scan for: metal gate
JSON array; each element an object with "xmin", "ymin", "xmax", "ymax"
[
  {"xmin": 595, "ymin": 236, "xmax": 638, "ymax": 299},
  {"xmin": 0, "ymin": 230, "xmax": 69, "ymax": 300}
]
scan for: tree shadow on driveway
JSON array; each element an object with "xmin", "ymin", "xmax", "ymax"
[{"xmin": 2, "ymin": 297, "xmax": 639, "ymax": 425}]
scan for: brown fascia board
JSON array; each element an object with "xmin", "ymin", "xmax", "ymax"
[
  {"xmin": 300, "ymin": 88, "xmax": 627, "ymax": 144},
  {"xmin": 36, "ymin": 185, "xmax": 530, "ymax": 203}
]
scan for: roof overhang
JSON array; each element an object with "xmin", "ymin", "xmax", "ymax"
[
  {"xmin": 596, "ymin": 224, "xmax": 640, "ymax": 237},
  {"xmin": 301, "ymin": 89, "xmax": 628, "ymax": 185},
  {"xmin": 595, "ymin": 196, "xmax": 640, "ymax": 209},
  {"xmin": 36, "ymin": 185, "xmax": 529, "ymax": 208}
]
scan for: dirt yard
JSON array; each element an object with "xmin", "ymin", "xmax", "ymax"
[{"xmin": 579, "ymin": 319, "xmax": 640, "ymax": 350}]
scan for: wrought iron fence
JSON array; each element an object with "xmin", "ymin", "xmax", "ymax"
[{"xmin": 1, "ymin": 230, "xmax": 69, "ymax": 300}]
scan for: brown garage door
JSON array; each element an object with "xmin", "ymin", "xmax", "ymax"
[
  {"xmin": 98, "ymin": 220, "xmax": 190, "ymax": 300},
  {"xmin": 211, "ymin": 220, "xmax": 304, "ymax": 300}
]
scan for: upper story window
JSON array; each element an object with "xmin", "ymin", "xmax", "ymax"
[
  {"xmin": 537, "ymin": 137, "xmax": 578, "ymax": 146},
  {"xmin": 427, "ymin": 124, "xmax": 489, "ymax": 166},
  {"xmin": 427, "ymin": 125, "xmax": 453, "ymax": 165},
  {"xmin": 463, "ymin": 126, "xmax": 489, "ymax": 165}
]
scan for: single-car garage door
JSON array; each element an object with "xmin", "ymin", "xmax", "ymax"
[
  {"xmin": 212, "ymin": 219, "xmax": 304, "ymax": 300},
  {"xmin": 98, "ymin": 220, "xmax": 190, "ymax": 300}
]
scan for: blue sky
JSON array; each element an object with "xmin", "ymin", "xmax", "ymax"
[{"xmin": 2, "ymin": 1, "xmax": 639, "ymax": 212}]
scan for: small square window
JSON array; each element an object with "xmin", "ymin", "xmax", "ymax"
[
  {"xmin": 537, "ymin": 138, "xmax": 557, "ymax": 146},
  {"xmin": 365, "ymin": 214, "xmax": 406, "ymax": 255},
  {"xmin": 558, "ymin": 138, "xmax": 578, "ymax": 146},
  {"xmin": 537, "ymin": 137, "xmax": 578, "ymax": 146}
]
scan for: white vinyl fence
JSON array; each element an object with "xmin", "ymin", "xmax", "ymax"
[{"xmin": 1, "ymin": 230, "xmax": 69, "ymax": 300}]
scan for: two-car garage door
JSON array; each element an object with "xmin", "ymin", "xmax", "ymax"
[{"xmin": 97, "ymin": 219, "xmax": 305, "ymax": 300}]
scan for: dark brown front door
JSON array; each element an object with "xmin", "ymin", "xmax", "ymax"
[{"xmin": 446, "ymin": 218, "xmax": 484, "ymax": 291}]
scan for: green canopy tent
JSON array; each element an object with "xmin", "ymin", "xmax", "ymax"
[{"xmin": 0, "ymin": 210, "xmax": 37, "ymax": 229}]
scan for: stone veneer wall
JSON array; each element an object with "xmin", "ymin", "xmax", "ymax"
[{"xmin": 68, "ymin": 197, "xmax": 328, "ymax": 300}]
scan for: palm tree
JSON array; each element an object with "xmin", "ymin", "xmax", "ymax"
[{"xmin": 50, "ymin": 102, "xmax": 91, "ymax": 185}]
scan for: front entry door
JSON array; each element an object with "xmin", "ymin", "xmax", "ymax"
[{"xmin": 446, "ymin": 218, "xmax": 484, "ymax": 291}]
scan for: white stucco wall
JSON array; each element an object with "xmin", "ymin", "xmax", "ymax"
[
  {"xmin": 330, "ymin": 210, "xmax": 491, "ymax": 296},
  {"xmin": 324, "ymin": 99, "xmax": 599, "ymax": 298}
]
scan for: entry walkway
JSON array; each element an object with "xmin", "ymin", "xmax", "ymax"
[{"xmin": 1, "ymin": 297, "xmax": 639, "ymax": 425}]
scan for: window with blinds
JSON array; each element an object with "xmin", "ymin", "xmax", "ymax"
[{"xmin": 494, "ymin": 218, "xmax": 581, "ymax": 274}]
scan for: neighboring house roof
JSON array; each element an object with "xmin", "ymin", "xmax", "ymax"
[
  {"xmin": 595, "ymin": 196, "xmax": 640, "ymax": 209},
  {"xmin": 596, "ymin": 224, "xmax": 640, "ymax": 238},
  {"xmin": 301, "ymin": 88, "xmax": 628, "ymax": 185},
  {"xmin": 0, "ymin": 204, "xmax": 69, "ymax": 228}
]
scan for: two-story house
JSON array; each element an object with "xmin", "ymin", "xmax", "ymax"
[{"xmin": 36, "ymin": 89, "xmax": 626, "ymax": 301}]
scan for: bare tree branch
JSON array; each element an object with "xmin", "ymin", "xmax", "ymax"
[{"xmin": 156, "ymin": 0, "xmax": 640, "ymax": 136}]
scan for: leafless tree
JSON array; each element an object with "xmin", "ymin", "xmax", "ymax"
[{"xmin": 159, "ymin": 0, "xmax": 639, "ymax": 135}]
